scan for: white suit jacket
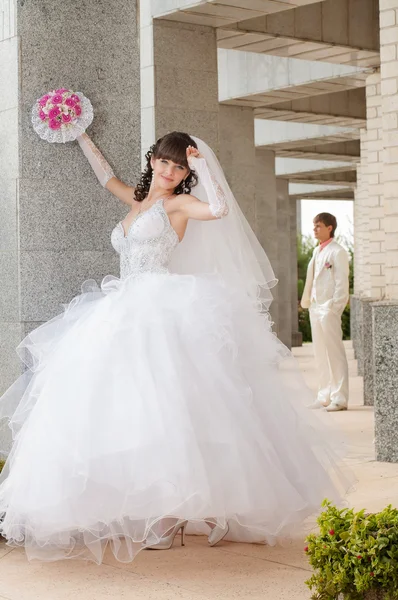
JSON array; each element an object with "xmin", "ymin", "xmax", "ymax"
[{"xmin": 301, "ymin": 240, "xmax": 349, "ymax": 315}]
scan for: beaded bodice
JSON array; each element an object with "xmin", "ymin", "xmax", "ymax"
[{"xmin": 111, "ymin": 200, "xmax": 179, "ymax": 279}]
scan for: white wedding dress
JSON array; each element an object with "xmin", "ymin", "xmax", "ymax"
[{"xmin": 0, "ymin": 195, "xmax": 351, "ymax": 564}]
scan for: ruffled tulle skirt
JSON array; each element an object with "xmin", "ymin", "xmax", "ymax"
[{"xmin": 0, "ymin": 272, "xmax": 351, "ymax": 563}]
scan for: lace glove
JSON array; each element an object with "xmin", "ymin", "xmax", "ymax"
[
  {"xmin": 188, "ymin": 156, "xmax": 229, "ymax": 218},
  {"xmin": 77, "ymin": 133, "xmax": 115, "ymax": 187}
]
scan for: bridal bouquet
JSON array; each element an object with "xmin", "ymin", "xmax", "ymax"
[{"xmin": 32, "ymin": 88, "xmax": 93, "ymax": 143}]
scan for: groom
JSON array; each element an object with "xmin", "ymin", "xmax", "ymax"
[{"xmin": 301, "ymin": 213, "xmax": 350, "ymax": 412}]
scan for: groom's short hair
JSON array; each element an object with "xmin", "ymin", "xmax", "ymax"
[{"xmin": 314, "ymin": 213, "xmax": 337, "ymax": 238}]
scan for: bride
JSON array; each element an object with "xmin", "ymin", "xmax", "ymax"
[{"xmin": 0, "ymin": 130, "xmax": 350, "ymax": 564}]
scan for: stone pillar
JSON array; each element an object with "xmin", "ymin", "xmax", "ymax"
[
  {"xmin": 0, "ymin": 0, "xmax": 20, "ymax": 422},
  {"xmin": 372, "ymin": 302, "xmax": 398, "ymax": 462},
  {"xmin": 255, "ymin": 149, "xmax": 279, "ymax": 328},
  {"xmin": 140, "ymin": 14, "xmax": 219, "ymax": 156},
  {"xmin": 350, "ymin": 296, "xmax": 360, "ymax": 360},
  {"xmin": 219, "ymin": 109, "xmax": 282, "ymax": 335},
  {"xmin": 372, "ymin": 0, "xmax": 398, "ymax": 462},
  {"xmin": 0, "ymin": 1, "xmax": 141, "ymax": 395},
  {"xmin": 276, "ymin": 179, "xmax": 292, "ymax": 349},
  {"xmin": 290, "ymin": 199, "xmax": 302, "ymax": 347},
  {"xmin": 219, "ymin": 106, "xmax": 256, "ymax": 227},
  {"xmin": 362, "ymin": 298, "xmax": 377, "ymax": 406}
]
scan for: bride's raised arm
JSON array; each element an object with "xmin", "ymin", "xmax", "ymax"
[
  {"xmin": 180, "ymin": 152, "xmax": 229, "ymax": 222},
  {"xmin": 77, "ymin": 133, "xmax": 135, "ymax": 206}
]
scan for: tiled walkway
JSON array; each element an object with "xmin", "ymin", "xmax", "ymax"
[{"xmin": 1, "ymin": 342, "xmax": 396, "ymax": 600}]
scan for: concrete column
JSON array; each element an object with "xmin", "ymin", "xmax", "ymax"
[
  {"xmin": 219, "ymin": 107, "xmax": 283, "ymax": 335},
  {"xmin": 255, "ymin": 148, "xmax": 279, "ymax": 328},
  {"xmin": 219, "ymin": 106, "xmax": 256, "ymax": 228},
  {"xmin": 0, "ymin": 0, "xmax": 20, "ymax": 409},
  {"xmin": 140, "ymin": 13, "xmax": 219, "ymax": 156},
  {"xmin": 0, "ymin": 0, "xmax": 141, "ymax": 399},
  {"xmin": 372, "ymin": 0, "xmax": 398, "ymax": 462},
  {"xmin": 276, "ymin": 179, "xmax": 292, "ymax": 349},
  {"xmin": 290, "ymin": 199, "xmax": 302, "ymax": 347}
]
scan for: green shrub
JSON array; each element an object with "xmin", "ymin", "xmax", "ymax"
[
  {"xmin": 342, "ymin": 304, "xmax": 351, "ymax": 340},
  {"xmin": 305, "ymin": 500, "xmax": 398, "ymax": 600},
  {"xmin": 298, "ymin": 304, "xmax": 312, "ymax": 343}
]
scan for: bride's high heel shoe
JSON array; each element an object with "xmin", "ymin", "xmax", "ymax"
[
  {"xmin": 208, "ymin": 522, "xmax": 229, "ymax": 547},
  {"xmin": 146, "ymin": 520, "xmax": 188, "ymax": 550}
]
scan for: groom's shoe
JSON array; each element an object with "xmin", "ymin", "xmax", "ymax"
[{"xmin": 326, "ymin": 402, "xmax": 347, "ymax": 412}]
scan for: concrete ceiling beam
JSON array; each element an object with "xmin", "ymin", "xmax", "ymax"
[
  {"xmin": 226, "ymin": 0, "xmax": 379, "ymax": 67},
  {"xmin": 255, "ymin": 119, "xmax": 359, "ymax": 152},
  {"xmin": 290, "ymin": 189, "xmax": 354, "ymax": 199},
  {"xmin": 289, "ymin": 181, "xmax": 355, "ymax": 194},
  {"xmin": 288, "ymin": 176, "xmax": 356, "ymax": 185},
  {"xmin": 275, "ymin": 157, "xmax": 356, "ymax": 176},
  {"xmin": 259, "ymin": 88, "xmax": 366, "ymax": 126},
  {"xmin": 218, "ymin": 50, "xmax": 374, "ymax": 108},
  {"xmin": 151, "ymin": 0, "xmax": 327, "ymax": 28},
  {"xmin": 267, "ymin": 138, "xmax": 360, "ymax": 161},
  {"xmin": 254, "ymin": 106, "xmax": 366, "ymax": 127},
  {"xmin": 217, "ymin": 27, "xmax": 379, "ymax": 67}
]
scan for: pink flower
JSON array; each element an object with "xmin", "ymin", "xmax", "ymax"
[
  {"xmin": 64, "ymin": 97, "xmax": 75, "ymax": 108},
  {"xmin": 62, "ymin": 113, "xmax": 72, "ymax": 123},
  {"xmin": 325, "ymin": 262, "xmax": 332, "ymax": 270},
  {"xmin": 55, "ymin": 88, "xmax": 68, "ymax": 94},
  {"xmin": 74, "ymin": 104, "xmax": 82, "ymax": 117},
  {"xmin": 39, "ymin": 110, "xmax": 47, "ymax": 121},
  {"xmin": 52, "ymin": 94, "xmax": 63, "ymax": 104},
  {"xmin": 304, "ymin": 546, "xmax": 309, "ymax": 552},
  {"xmin": 329, "ymin": 529, "xmax": 335, "ymax": 536},
  {"xmin": 49, "ymin": 118, "xmax": 61, "ymax": 130},
  {"xmin": 39, "ymin": 94, "xmax": 51, "ymax": 107},
  {"xmin": 70, "ymin": 94, "xmax": 80, "ymax": 103},
  {"xmin": 48, "ymin": 106, "xmax": 61, "ymax": 118}
]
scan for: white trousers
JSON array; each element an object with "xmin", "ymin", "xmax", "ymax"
[{"xmin": 309, "ymin": 306, "xmax": 349, "ymax": 406}]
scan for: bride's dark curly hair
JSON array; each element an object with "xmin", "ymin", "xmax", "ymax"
[{"xmin": 134, "ymin": 131, "xmax": 199, "ymax": 202}]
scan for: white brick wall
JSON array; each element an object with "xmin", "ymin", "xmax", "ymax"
[
  {"xmin": 354, "ymin": 129, "xmax": 371, "ymax": 296},
  {"xmin": 380, "ymin": 0, "xmax": 398, "ymax": 299},
  {"xmin": 365, "ymin": 73, "xmax": 385, "ymax": 299},
  {"xmin": 0, "ymin": 0, "xmax": 16, "ymax": 42}
]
